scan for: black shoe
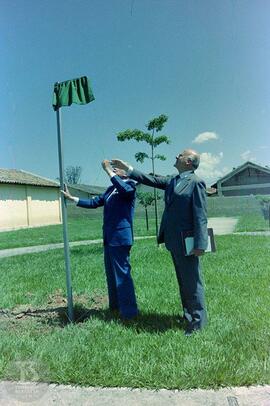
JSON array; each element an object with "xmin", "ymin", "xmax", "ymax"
[
  {"xmin": 121, "ymin": 313, "xmax": 139, "ymax": 324},
  {"xmin": 109, "ymin": 306, "xmax": 119, "ymax": 312},
  {"xmin": 184, "ymin": 325, "xmax": 201, "ymax": 337},
  {"xmin": 109, "ymin": 308, "xmax": 120, "ymax": 318}
]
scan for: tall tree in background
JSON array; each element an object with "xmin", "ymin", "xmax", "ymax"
[
  {"xmin": 117, "ymin": 114, "xmax": 170, "ymax": 240},
  {"xmin": 65, "ymin": 165, "xmax": 82, "ymax": 184},
  {"xmin": 137, "ymin": 191, "xmax": 161, "ymax": 231}
]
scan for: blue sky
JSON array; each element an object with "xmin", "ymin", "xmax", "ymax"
[{"xmin": 1, "ymin": 0, "xmax": 270, "ymax": 186}]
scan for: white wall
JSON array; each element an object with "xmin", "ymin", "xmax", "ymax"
[
  {"xmin": 29, "ymin": 186, "xmax": 61, "ymax": 224},
  {"xmin": 0, "ymin": 184, "xmax": 61, "ymax": 230},
  {"xmin": 0, "ymin": 184, "xmax": 28, "ymax": 228}
]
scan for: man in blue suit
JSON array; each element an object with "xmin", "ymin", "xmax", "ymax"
[
  {"xmin": 62, "ymin": 160, "xmax": 138, "ymax": 320},
  {"xmin": 112, "ymin": 149, "xmax": 208, "ymax": 335}
]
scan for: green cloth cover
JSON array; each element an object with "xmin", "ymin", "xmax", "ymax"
[{"xmin": 52, "ymin": 76, "xmax": 95, "ymax": 110}]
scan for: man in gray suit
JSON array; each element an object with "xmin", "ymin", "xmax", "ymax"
[{"xmin": 112, "ymin": 149, "xmax": 208, "ymax": 336}]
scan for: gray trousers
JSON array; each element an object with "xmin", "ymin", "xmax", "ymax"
[{"xmin": 170, "ymin": 249, "xmax": 207, "ymax": 329}]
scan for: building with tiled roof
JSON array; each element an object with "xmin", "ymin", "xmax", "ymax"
[
  {"xmin": 211, "ymin": 161, "xmax": 270, "ymax": 196},
  {"xmin": 0, "ymin": 168, "xmax": 59, "ymax": 188},
  {"xmin": 0, "ymin": 169, "xmax": 108, "ymax": 231},
  {"xmin": 0, "ymin": 168, "xmax": 61, "ymax": 231}
]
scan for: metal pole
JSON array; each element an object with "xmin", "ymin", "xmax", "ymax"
[{"xmin": 56, "ymin": 108, "xmax": 74, "ymax": 322}]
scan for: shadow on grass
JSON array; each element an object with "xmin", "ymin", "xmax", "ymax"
[
  {"xmin": 1, "ymin": 304, "xmax": 186, "ymax": 333},
  {"xmin": 46, "ymin": 304, "xmax": 186, "ymax": 333}
]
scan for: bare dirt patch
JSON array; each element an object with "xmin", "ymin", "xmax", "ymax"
[{"xmin": 0, "ymin": 289, "xmax": 108, "ymax": 328}]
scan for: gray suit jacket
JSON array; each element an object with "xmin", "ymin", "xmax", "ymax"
[{"xmin": 130, "ymin": 169, "xmax": 208, "ymax": 252}]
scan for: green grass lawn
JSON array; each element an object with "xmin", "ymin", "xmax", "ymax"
[
  {"xmin": 235, "ymin": 213, "xmax": 270, "ymax": 232},
  {"xmin": 0, "ymin": 205, "xmax": 157, "ymax": 250},
  {"xmin": 208, "ymin": 195, "xmax": 269, "ymax": 231},
  {"xmin": 0, "ymin": 196, "xmax": 269, "ymax": 250},
  {"xmin": 0, "ymin": 236, "xmax": 270, "ymax": 389}
]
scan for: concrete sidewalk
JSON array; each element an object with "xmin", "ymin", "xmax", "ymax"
[
  {"xmin": 0, "ymin": 217, "xmax": 239, "ymax": 259},
  {"xmin": 0, "ymin": 236, "xmax": 155, "ymax": 259},
  {"xmin": 0, "ymin": 381, "xmax": 269, "ymax": 405},
  {"xmin": 208, "ymin": 217, "xmax": 238, "ymax": 235},
  {"xmin": 233, "ymin": 231, "xmax": 270, "ymax": 236}
]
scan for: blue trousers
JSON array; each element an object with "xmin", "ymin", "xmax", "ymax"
[{"xmin": 104, "ymin": 245, "xmax": 138, "ymax": 319}]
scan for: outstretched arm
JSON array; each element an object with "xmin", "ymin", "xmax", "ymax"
[
  {"xmin": 61, "ymin": 185, "xmax": 104, "ymax": 209},
  {"xmin": 111, "ymin": 159, "xmax": 170, "ymax": 190}
]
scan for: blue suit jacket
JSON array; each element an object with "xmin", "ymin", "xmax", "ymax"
[
  {"xmin": 129, "ymin": 169, "xmax": 208, "ymax": 251},
  {"xmin": 77, "ymin": 176, "xmax": 136, "ymax": 246}
]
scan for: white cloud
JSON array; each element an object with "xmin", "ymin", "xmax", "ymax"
[
  {"xmin": 240, "ymin": 150, "xmax": 256, "ymax": 162},
  {"xmin": 196, "ymin": 152, "xmax": 227, "ymax": 184},
  {"xmin": 192, "ymin": 132, "xmax": 219, "ymax": 144}
]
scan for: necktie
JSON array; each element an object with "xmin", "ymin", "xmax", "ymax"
[{"xmin": 174, "ymin": 175, "xmax": 181, "ymax": 187}]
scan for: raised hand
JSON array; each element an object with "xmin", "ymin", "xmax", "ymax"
[
  {"xmin": 113, "ymin": 168, "xmax": 128, "ymax": 178},
  {"xmin": 102, "ymin": 159, "xmax": 115, "ymax": 178},
  {"xmin": 111, "ymin": 159, "xmax": 130, "ymax": 171},
  {"xmin": 61, "ymin": 185, "xmax": 74, "ymax": 201},
  {"xmin": 102, "ymin": 159, "xmax": 111, "ymax": 171}
]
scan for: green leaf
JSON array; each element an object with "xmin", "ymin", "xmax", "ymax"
[
  {"xmin": 135, "ymin": 152, "xmax": 149, "ymax": 163},
  {"xmin": 117, "ymin": 129, "xmax": 152, "ymax": 143},
  {"xmin": 155, "ymin": 154, "xmax": 166, "ymax": 161},
  {"xmin": 147, "ymin": 114, "xmax": 168, "ymax": 132},
  {"xmin": 117, "ymin": 129, "xmax": 142, "ymax": 141},
  {"xmin": 152, "ymin": 136, "xmax": 170, "ymax": 147}
]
